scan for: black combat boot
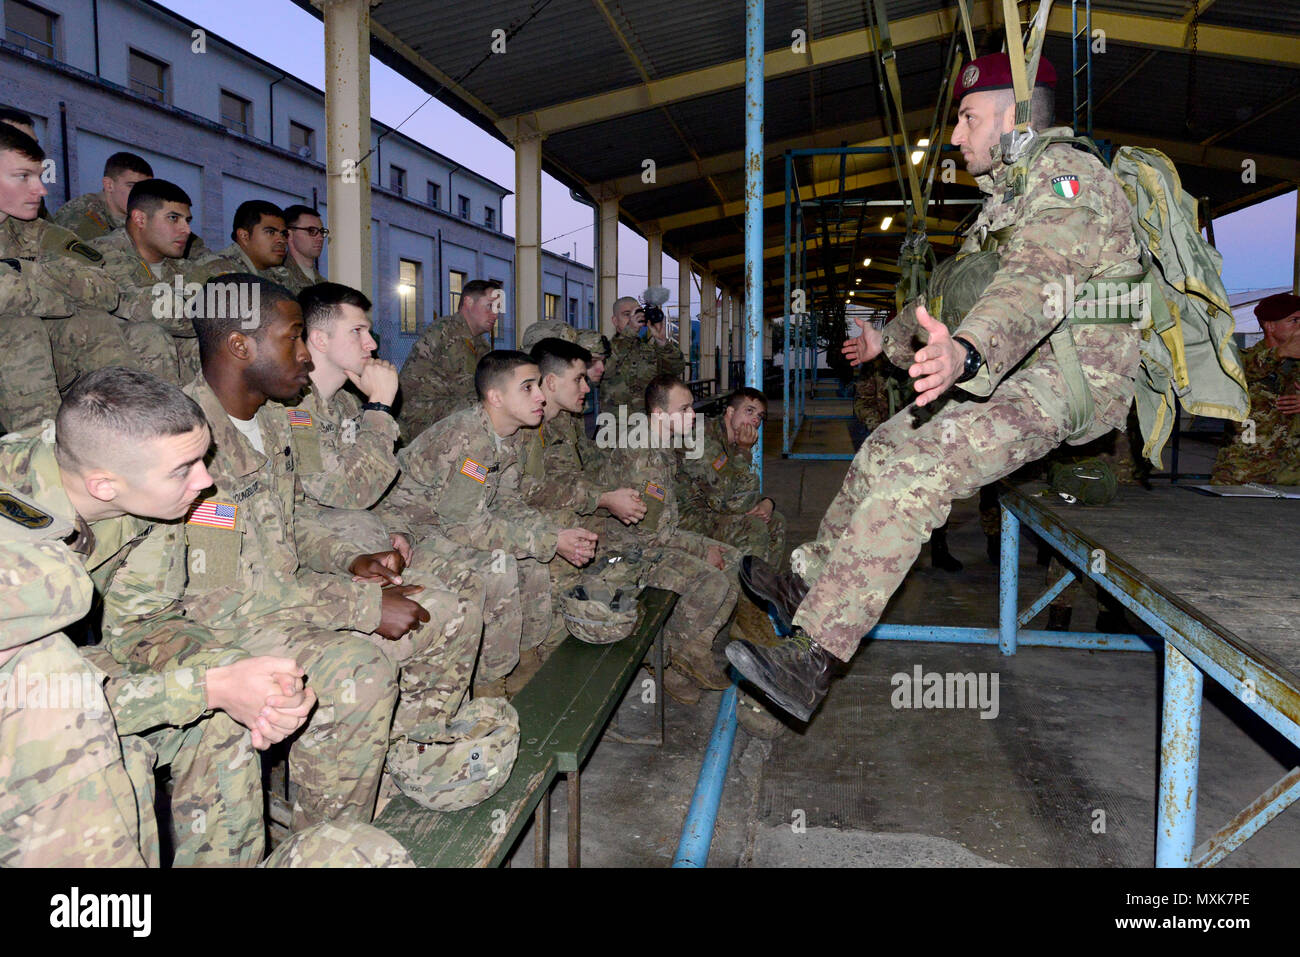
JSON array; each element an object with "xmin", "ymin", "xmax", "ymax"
[
  {"xmin": 739, "ymin": 555, "xmax": 809, "ymax": 635},
  {"xmin": 930, "ymin": 527, "xmax": 964, "ymax": 573},
  {"xmin": 725, "ymin": 629, "xmax": 832, "ymax": 722}
]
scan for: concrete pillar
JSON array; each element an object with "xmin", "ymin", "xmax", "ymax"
[
  {"xmin": 646, "ymin": 227, "xmax": 663, "ymax": 288},
  {"xmin": 319, "ymin": 0, "xmax": 373, "ymax": 296},
  {"xmin": 700, "ymin": 271, "xmax": 717, "ymax": 386},
  {"xmin": 510, "ymin": 117, "xmax": 544, "ymax": 346},
  {"xmin": 677, "ymin": 253, "xmax": 693, "ymax": 376},
  {"xmin": 596, "ymin": 186, "xmax": 620, "ymax": 336}
]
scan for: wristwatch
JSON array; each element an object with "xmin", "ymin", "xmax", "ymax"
[
  {"xmin": 954, "ymin": 337, "xmax": 984, "ymax": 384},
  {"xmin": 361, "ymin": 401, "xmax": 394, "ymax": 416}
]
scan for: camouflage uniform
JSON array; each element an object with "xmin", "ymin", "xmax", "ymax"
[
  {"xmin": 288, "ymin": 383, "xmax": 400, "ymax": 509},
  {"xmin": 398, "ymin": 313, "xmax": 492, "ymax": 440},
  {"xmin": 378, "ymin": 404, "xmax": 557, "ymax": 682},
  {"xmin": 51, "ymin": 191, "xmax": 122, "ymax": 241},
  {"xmin": 601, "ymin": 327, "xmax": 686, "ymax": 412},
  {"xmin": 101, "ymin": 378, "xmax": 400, "ymax": 832},
  {"xmin": 0, "ymin": 426, "xmax": 264, "ymax": 867},
  {"xmin": 674, "ymin": 415, "xmax": 786, "ymax": 566},
  {"xmin": 90, "ymin": 227, "xmax": 233, "ymax": 385},
  {"xmin": 519, "ymin": 318, "xmax": 577, "ymax": 351},
  {"xmin": 0, "ymin": 217, "xmax": 173, "ymax": 431},
  {"xmin": 790, "ymin": 130, "xmax": 1142, "ymax": 661},
  {"xmin": 262, "ymin": 820, "xmax": 413, "ymax": 867},
  {"xmin": 602, "ymin": 443, "xmax": 740, "ymax": 688},
  {"xmin": 1211, "ymin": 342, "xmax": 1300, "ymax": 484},
  {"xmin": 280, "ymin": 256, "xmax": 324, "ymax": 295},
  {"xmin": 852, "ymin": 356, "xmax": 899, "ymax": 432},
  {"xmin": 199, "ymin": 243, "xmax": 291, "ymax": 285}
]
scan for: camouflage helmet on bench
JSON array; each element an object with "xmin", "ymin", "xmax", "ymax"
[
  {"xmin": 560, "ymin": 582, "xmax": 641, "ymax": 645},
  {"xmin": 386, "ymin": 697, "xmax": 520, "ymax": 812},
  {"xmin": 1049, "ymin": 457, "xmax": 1119, "ymax": 506}
]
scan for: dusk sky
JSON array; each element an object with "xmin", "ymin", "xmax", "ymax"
[{"xmin": 162, "ymin": 0, "xmax": 1295, "ymax": 311}]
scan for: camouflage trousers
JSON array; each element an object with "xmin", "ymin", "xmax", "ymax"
[
  {"xmin": 0, "ymin": 634, "xmax": 264, "ymax": 867},
  {"xmin": 212, "ymin": 621, "xmax": 398, "ymax": 832},
  {"xmin": 681, "ymin": 507, "xmax": 787, "ymax": 568},
  {"xmin": 790, "ymin": 362, "xmax": 1120, "ymax": 661},
  {"xmin": 0, "ymin": 312, "xmax": 178, "ymax": 432}
]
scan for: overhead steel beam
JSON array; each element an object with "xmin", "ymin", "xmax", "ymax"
[
  {"xmin": 704, "ymin": 219, "xmax": 964, "ymax": 271},
  {"xmin": 1094, "ymin": 129, "xmax": 1300, "ymax": 182},
  {"xmin": 1044, "ymin": 7, "xmax": 1300, "ymax": 66}
]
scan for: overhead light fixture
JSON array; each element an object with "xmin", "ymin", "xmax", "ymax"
[
  {"xmin": 855, "ymin": 278, "xmax": 862, "ymax": 285},
  {"xmin": 397, "ymin": 283, "xmax": 414, "ymax": 296},
  {"xmin": 862, "ymin": 257, "xmax": 872, "ymax": 267},
  {"xmin": 911, "ymin": 139, "xmax": 930, "ymax": 166},
  {"xmin": 880, "ymin": 215, "xmax": 893, "ymax": 231}
]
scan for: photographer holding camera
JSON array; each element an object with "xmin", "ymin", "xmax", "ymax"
[{"xmin": 602, "ymin": 289, "xmax": 685, "ymax": 413}]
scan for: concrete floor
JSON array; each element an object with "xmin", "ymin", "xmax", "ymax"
[{"xmin": 505, "ymin": 400, "xmax": 1300, "ymax": 868}]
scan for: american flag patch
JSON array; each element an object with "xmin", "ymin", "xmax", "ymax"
[
  {"xmin": 712, "ymin": 454, "xmax": 728, "ymax": 471},
  {"xmin": 187, "ymin": 500, "xmax": 238, "ymax": 529},
  {"xmin": 460, "ymin": 458, "xmax": 488, "ymax": 483},
  {"xmin": 644, "ymin": 481, "xmax": 666, "ymax": 502},
  {"xmin": 287, "ymin": 409, "xmax": 313, "ymax": 428}
]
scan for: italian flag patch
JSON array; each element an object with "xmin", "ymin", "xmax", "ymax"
[{"xmin": 1051, "ymin": 175, "xmax": 1081, "ymax": 199}]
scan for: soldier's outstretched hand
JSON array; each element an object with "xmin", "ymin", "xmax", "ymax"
[
  {"xmin": 910, "ymin": 306, "xmax": 966, "ymax": 407},
  {"xmin": 842, "ymin": 317, "xmax": 883, "ymax": 367}
]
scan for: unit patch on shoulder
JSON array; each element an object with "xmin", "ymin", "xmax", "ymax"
[
  {"xmin": 1050, "ymin": 175, "xmax": 1081, "ymax": 199},
  {"xmin": 65, "ymin": 239, "xmax": 103, "ymax": 263},
  {"xmin": 287, "ymin": 409, "xmax": 313, "ymax": 428},
  {"xmin": 0, "ymin": 492, "xmax": 53, "ymax": 530},
  {"xmin": 712, "ymin": 453, "xmax": 728, "ymax": 471},
  {"xmin": 460, "ymin": 458, "xmax": 488, "ymax": 483},
  {"xmin": 643, "ymin": 481, "xmax": 666, "ymax": 502}
]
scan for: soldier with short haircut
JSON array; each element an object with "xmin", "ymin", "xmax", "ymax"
[
  {"xmin": 675, "ymin": 386, "xmax": 786, "ymax": 568},
  {"xmin": 91, "ymin": 178, "xmax": 228, "ymax": 384},
  {"xmin": 53, "ymin": 151, "xmax": 154, "ymax": 241},
  {"xmin": 380, "ymin": 350, "xmax": 599, "ymax": 695},
  {"xmin": 282, "ymin": 204, "xmax": 327, "ymax": 294},
  {"xmin": 201, "ymin": 199, "xmax": 292, "ymax": 284},
  {"xmin": 730, "ymin": 53, "xmax": 1148, "ymax": 722},
  {"xmin": 601, "ymin": 295, "xmax": 685, "ymax": 413},
  {"xmin": 0, "ymin": 368, "xmax": 317, "ymax": 867},
  {"xmin": 1212, "ymin": 292, "xmax": 1300, "ymax": 485},
  {"xmin": 100, "ymin": 275, "xmax": 434, "ymax": 832},
  {"xmin": 0, "ymin": 125, "xmax": 174, "ymax": 432},
  {"xmin": 398, "ymin": 278, "xmax": 501, "ymax": 439}
]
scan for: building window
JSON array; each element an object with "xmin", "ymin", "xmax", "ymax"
[
  {"xmin": 458, "ymin": 195, "xmax": 470, "ymax": 220},
  {"xmin": 448, "ymin": 269, "xmax": 466, "ymax": 313},
  {"xmin": 220, "ymin": 90, "xmax": 251, "ymax": 135},
  {"xmin": 5, "ymin": 0, "xmax": 54, "ymax": 58},
  {"xmin": 426, "ymin": 181, "xmax": 440, "ymax": 209},
  {"xmin": 544, "ymin": 293, "xmax": 560, "ymax": 322},
  {"xmin": 588, "ymin": 301, "xmax": 595, "ymax": 324},
  {"xmin": 398, "ymin": 259, "xmax": 421, "ymax": 334},
  {"xmin": 484, "ymin": 207, "xmax": 495, "ymax": 230},
  {"xmin": 289, "ymin": 121, "xmax": 314, "ymax": 158},
  {"xmin": 128, "ymin": 49, "xmax": 168, "ymax": 104},
  {"xmin": 568, "ymin": 297, "xmax": 578, "ymax": 323},
  {"xmin": 389, "ymin": 165, "xmax": 406, "ymax": 196}
]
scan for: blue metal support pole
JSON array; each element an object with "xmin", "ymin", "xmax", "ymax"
[
  {"xmin": 744, "ymin": 0, "xmax": 765, "ymax": 485},
  {"xmin": 1157, "ymin": 643, "xmax": 1203, "ymax": 867},
  {"xmin": 783, "ymin": 151, "xmax": 792, "ymax": 458},
  {"xmin": 672, "ymin": 684, "xmax": 739, "ymax": 867},
  {"xmin": 998, "ymin": 505, "xmax": 1020, "ymax": 654}
]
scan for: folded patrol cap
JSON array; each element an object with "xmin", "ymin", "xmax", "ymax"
[
  {"xmin": 955, "ymin": 52, "xmax": 1057, "ymax": 102},
  {"xmin": 1255, "ymin": 292, "xmax": 1300, "ymax": 325}
]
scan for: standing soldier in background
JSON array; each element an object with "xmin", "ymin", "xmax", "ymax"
[
  {"xmin": 601, "ymin": 294, "xmax": 685, "ymax": 413},
  {"xmin": 281, "ymin": 205, "xmax": 327, "ymax": 294},
  {"xmin": 579, "ymin": 329, "xmax": 611, "ymax": 439},
  {"xmin": 0, "ymin": 125, "xmax": 172, "ymax": 431},
  {"xmin": 52, "ymin": 151, "xmax": 153, "ymax": 241},
  {"xmin": 398, "ymin": 278, "xmax": 501, "ymax": 439},
  {"xmin": 1212, "ymin": 292, "xmax": 1300, "ymax": 485}
]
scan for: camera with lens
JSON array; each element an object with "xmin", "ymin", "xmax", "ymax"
[{"xmin": 640, "ymin": 285, "xmax": 670, "ymax": 329}]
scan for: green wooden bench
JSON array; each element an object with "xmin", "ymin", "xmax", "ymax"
[{"xmin": 374, "ymin": 587, "xmax": 677, "ymax": 867}]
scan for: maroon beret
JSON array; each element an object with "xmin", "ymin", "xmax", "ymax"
[
  {"xmin": 955, "ymin": 52, "xmax": 1057, "ymax": 102},
  {"xmin": 1255, "ymin": 292, "xmax": 1300, "ymax": 325}
]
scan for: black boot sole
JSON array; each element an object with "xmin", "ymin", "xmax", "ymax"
[{"xmin": 725, "ymin": 642, "xmax": 816, "ymax": 723}]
